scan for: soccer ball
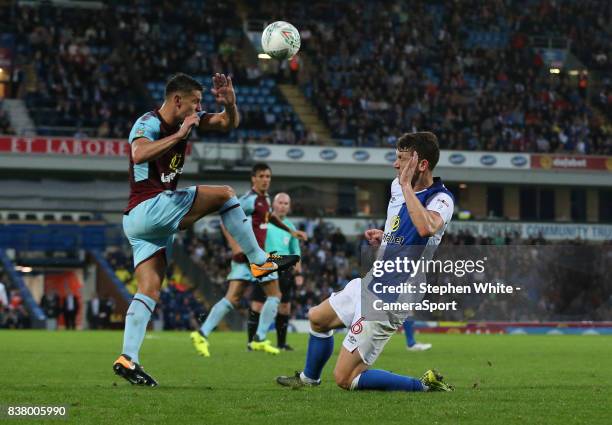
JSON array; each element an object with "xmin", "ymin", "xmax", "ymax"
[{"xmin": 261, "ymin": 21, "xmax": 301, "ymax": 60}]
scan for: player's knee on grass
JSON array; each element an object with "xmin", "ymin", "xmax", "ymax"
[
  {"xmin": 333, "ymin": 367, "xmax": 355, "ymax": 390},
  {"xmin": 308, "ymin": 307, "xmax": 332, "ymax": 334}
]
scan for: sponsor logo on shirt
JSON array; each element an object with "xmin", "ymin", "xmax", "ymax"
[
  {"xmin": 382, "ymin": 232, "xmax": 405, "ymax": 245},
  {"xmin": 161, "ymin": 169, "xmax": 183, "ymax": 183}
]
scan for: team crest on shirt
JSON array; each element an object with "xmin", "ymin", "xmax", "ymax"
[
  {"xmin": 391, "ymin": 215, "xmax": 400, "ymax": 232},
  {"xmin": 135, "ymin": 128, "xmax": 145, "ymax": 137},
  {"xmin": 169, "ymin": 153, "xmax": 183, "ymax": 171},
  {"xmin": 161, "ymin": 153, "xmax": 184, "ymax": 183}
]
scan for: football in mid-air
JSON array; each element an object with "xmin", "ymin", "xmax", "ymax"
[{"xmin": 261, "ymin": 21, "xmax": 301, "ymax": 60}]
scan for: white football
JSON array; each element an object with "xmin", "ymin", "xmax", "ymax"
[{"xmin": 261, "ymin": 21, "xmax": 301, "ymax": 60}]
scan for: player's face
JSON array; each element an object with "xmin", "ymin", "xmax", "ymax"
[
  {"xmin": 394, "ymin": 149, "xmax": 411, "ymax": 177},
  {"xmin": 273, "ymin": 196, "xmax": 290, "ymax": 217},
  {"xmin": 177, "ymin": 90, "xmax": 202, "ymax": 119},
  {"xmin": 394, "ymin": 149, "xmax": 426, "ymax": 186},
  {"xmin": 252, "ymin": 169, "xmax": 271, "ymax": 193}
]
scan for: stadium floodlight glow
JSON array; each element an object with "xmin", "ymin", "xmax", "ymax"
[
  {"xmin": 569, "ymin": 70, "xmax": 579, "ymax": 76},
  {"xmin": 549, "ymin": 68, "xmax": 561, "ymax": 74},
  {"xmin": 258, "ymin": 53, "xmax": 271, "ymax": 59}
]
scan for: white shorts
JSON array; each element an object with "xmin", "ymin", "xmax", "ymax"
[{"xmin": 329, "ymin": 278, "xmax": 403, "ymax": 365}]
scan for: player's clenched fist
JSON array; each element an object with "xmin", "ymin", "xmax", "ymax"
[
  {"xmin": 177, "ymin": 113, "xmax": 201, "ymax": 140},
  {"xmin": 364, "ymin": 229, "xmax": 383, "ymax": 246}
]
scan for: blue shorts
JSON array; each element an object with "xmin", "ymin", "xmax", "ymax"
[
  {"xmin": 123, "ymin": 187, "xmax": 197, "ymax": 268},
  {"xmin": 227, "ymin": 260, "xmax": 278, "ymax": 283}
]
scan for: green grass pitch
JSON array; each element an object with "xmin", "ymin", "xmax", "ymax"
[{"xmin": 1, "ymin": 330, "xmax": 610, "ymax": 424}]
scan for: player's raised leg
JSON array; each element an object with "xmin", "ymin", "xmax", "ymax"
[
  {"xmin": 113, "ymin": 252, "xmax": 165, "ymax": 386},
  {"xmin": 179, "ymin": 185, "xmax": 298, "ymax": 276}
]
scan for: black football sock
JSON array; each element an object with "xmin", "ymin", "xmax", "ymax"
[
  {"xmin": 276, "ymin": 313, "xmax": 290, "ymax": 347},
  {"xmin": 247, "ymin": 309, "xmax": 260, "ymax": 343}
]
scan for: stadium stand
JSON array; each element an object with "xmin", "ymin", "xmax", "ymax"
[
  {"xmin": 247, "ymin": 0, "xmax": 612, "ymax": 153},
  {"xmin": 11, "ymin": 1, "xmax": 305, "ymax": 143},
  {"xmin": 4, "ymin": 0, "xmax": 609, "ymax": 153}
]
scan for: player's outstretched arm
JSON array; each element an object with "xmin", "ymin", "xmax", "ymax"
[
  {"xmin": 399, "ymin": 152, "xmax": 444, "ymax": 237},
  {"xmin": 132, "ymin": 114, "xmax": 200, "ymax": 164},
  {"xmin": 270, "ymin": 213, "xmax": 308, "ymax": 241},
  {"xmin": 199, "ymin": 73, "xmax": 240, "ymax": 132}
]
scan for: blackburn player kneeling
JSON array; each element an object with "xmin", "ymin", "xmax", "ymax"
[
  {"xmin": 277, "ymin": 132, "xmax": 455, "ymax": 392},
  {"xmin": 112, "ymin": 73, "xmax": 299, "ymax": 386}
]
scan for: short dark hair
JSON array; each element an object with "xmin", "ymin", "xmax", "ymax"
[
  {"xmin": 165, "ymin": 73, "xmax": 203, "ymax": 98},
  {"xmin": 251, "ymin": 162, "xmax": 271, "ymax": 176},
  {"xmin": 396, "ymin": 131, "xmax": 440, "ymax": 170}
]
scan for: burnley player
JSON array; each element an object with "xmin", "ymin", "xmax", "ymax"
[
  {"xmin": 277, "ymin": 132, "xmax": 454, "ymax": 392},
  {"xmin": 249, "ymin": 192, "xmax": 303, "ymax": 350},
  {"xmin": 113, "ymin": 73, "xmax": 298, "ymax": 386},
  {"xmin": 192, "ymin": 164, "xmax": 307, "ymax": 356}
]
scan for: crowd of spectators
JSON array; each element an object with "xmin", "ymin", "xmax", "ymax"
[
  {"xmin": 14, "ymin": 4, "xmax": 142, "ymax": 138},
  {"xmin": 10, "ymin": 1, "xmax": 306, "ymax": 144},
  {"xmin": 6, "ymin": 1, "xmax": 610, "ymax": 153},
  {"xmin": 251, "ymin": 0, "xmax": 612, "ymax": 153}
]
